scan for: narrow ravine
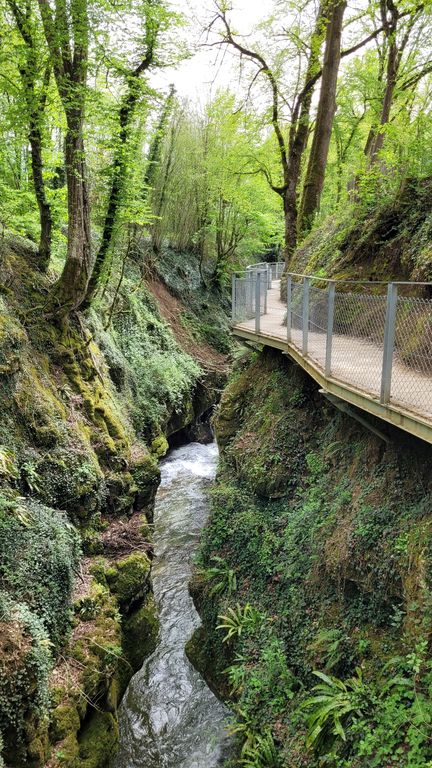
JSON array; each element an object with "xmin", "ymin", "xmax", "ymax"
[{"xmin": 115, "ymin": 442, "xmax": 232, "ymax": 768}]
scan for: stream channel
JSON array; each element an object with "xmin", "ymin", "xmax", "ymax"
[{"xmin": 115, "ymin": 441, "xmax": 232, "ymax": 767}]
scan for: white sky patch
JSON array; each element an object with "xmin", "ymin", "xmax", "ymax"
[{"xmin": 153, "ymin": 0, "xmax": 276, "ymax": 103}]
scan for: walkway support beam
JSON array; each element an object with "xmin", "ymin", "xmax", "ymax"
[{"xmin": 381, "ymin": 283, "xmax": 398, "ymax": 404}]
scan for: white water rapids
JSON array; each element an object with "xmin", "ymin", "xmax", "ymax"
[{"xmin": 115, "ymin": 442, "xmax": 232, "ymax": 768}]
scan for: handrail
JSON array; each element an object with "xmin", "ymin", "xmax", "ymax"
[{"xmin": 238, "ymin": 262, "xmax": 432, "ymax": 287}]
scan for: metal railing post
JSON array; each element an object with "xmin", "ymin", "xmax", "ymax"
[
  {"xmin": 325, "ymin": 281, "xmax": 335, "ymax": 377},
  {"xmin": 267, "ymin": 264, "xmax": 272, "ymax": 289},
  {"xmin": 380, "ymin": 283, "xmax": 398, "ymax": 404},
  {"xmin": 263, "ymin": 270, "xmax": 268, "ymax": 315},
  {"xmin": 287, "ymin": 274, "xmax": 292, "ymax": 343},
  {"xmin": 255, "ymin": 271, "xmax": 261, "ymax": 334},
  {"xmin": 302, "ymin": 277, "xmax": 310, "ymax": 355},
  {"xmin": 231, "ymin": 274, "xmax": 236, "ymax": 323}
]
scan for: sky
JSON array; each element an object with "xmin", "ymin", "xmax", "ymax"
[{"xmin": 155, "ymin": 0, "xmax": 274, "ymax": 103}]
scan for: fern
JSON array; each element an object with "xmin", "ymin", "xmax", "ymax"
[
  {"xmin": 304, "ymin": 668, "xmax": 369, "ymax": 752},
  {"xmin": 217, "ymin": 603, "xmax": 263, "ymax": 643}
]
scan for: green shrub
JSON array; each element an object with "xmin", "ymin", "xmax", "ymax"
[
  {"xmin": 0, "ymin": 496, "xmax": 80, "ymax": 647},
  {"xmin": 0, "ymin": 594, "xmax": 52, "ymax": 749}
]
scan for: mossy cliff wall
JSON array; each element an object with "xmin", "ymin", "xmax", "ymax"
[
  {"xmin": 190, "ymin": 346, "xmax": 432, "ymax": 767},
  {"xmin": 0, "ymin": 237, "xmax": 228, "ymax": 767}
]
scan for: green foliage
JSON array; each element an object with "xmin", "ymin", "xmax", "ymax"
[
  {"xmin": 0, "ymin": 497, "xmax": 80, "ymax": 647},
  {"xmin": 304, "ymin": 645, "xmax": 432, "ymax": 767},
  {"xmin": 304, "ymin": 668, "xmax": 368, "ymax": 751},
  {"xmin": 217, "ymin": 603, "xmax": 264, "ymax": 643},
  {"xmin": 200, "ymin": 556, "xmax": 237, "ymax": 597},
  {"xmin": 103, "ymin": 271, "xmax": 202, "ymax": 438},
  {"xmin": 195, "ymin": 349, "xmax": 432, "ymax": 767},
  {"xmin": 0, "ymin": 594, "xmax": 52, "ymax": 748},
  {"xmin": 232, "ymin": 722, "xmax": 280, "ymax": 768}
]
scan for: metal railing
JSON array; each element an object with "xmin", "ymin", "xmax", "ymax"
[
  {"xmin": 232, "ymin": 263, "xmax": 432, "ymax": 417},
  {"xmin": 232, "ymin": 262, "xmax": 284, "ymax": 325}
]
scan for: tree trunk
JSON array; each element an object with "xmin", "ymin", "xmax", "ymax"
[
  {"xmin": 282, "ymin": 4, "xmax": 327, "ymax": 264},
  {"xmin": 29, "ymin": 118, "xmax": 52, "ymax": 270},
  {"xmin": 52, "ymin": 116, "xmax": 92, "ymax": 312},
  {"xmin": 84, "ymin": 30, "xmax": 159, "ymax": 307},
  {"xmin": 367, "ymin": 40, "xmax": 398, "ymax": 161},
  {"xmin": 7, "ymin": 0, "xmax": 53, "ymax": 270},
  {"xmin": 283, "ymin": 185, "xmax": 299, "ymax": 263},
  {"xmin": 299, "ymin": 0, "xmax": 346, "ymax": 235}
]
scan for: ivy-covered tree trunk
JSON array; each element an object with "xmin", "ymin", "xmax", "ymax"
[
  {"xmin": 7, "ymin": 0, "xmax": 53, "ymax": 270},
  {"xmin": 53, "ymin": 114, "xmax": 92, "ymax": 311},
  {"xmin": 83, "ymin": 10, "xmax": 161, "ymax": 307},
  {"xmin": 28, "ymin": 103, "xmax": 53, "ymax": 270},
  {"xmin": 37, "ymin": 0, "xmax": 91, "ymax": 315}
]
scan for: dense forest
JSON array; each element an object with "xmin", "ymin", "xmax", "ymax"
[
  {"xmin": 0, "ymin": 0, "xmax": 432, "ymax": 300},
  {"xmin": 1, "ymin": 0, "xmax": 432, "ymax": 765}
]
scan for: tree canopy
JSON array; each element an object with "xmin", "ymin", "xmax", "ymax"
[{"xmin": 0, "ymin": 0, "xmax": 431, "ymax": 309}]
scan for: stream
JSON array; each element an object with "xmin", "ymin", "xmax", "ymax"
[{"xmin": 115, "ymin": 441, "xmax": 232, "ymax": 768}]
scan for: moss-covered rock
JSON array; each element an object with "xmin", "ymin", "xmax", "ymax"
[
  {"xmin": 50, "ymin": 703, "xmax": 81, "ymax": 744},
  {"xmin": 78, "ymin": 711, "xmax": 118, "ymax": 768},
  {"xmin": 151, "ymin": 434, "xmax": 169, "ymax": 458},
  {"xmin": 122, "ymin": 594, "xmax": 159, "ymax": 673},
  {"xmin": 130, "ymin": 445, "xmax": 160, "ymax": 513},
  {"xmin": 106, "ymin": 552, "xmax": 152, "ymax": 609}
]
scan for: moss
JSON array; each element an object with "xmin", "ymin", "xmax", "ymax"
[
  {"xmin": 106, "ymin": 552, "xmax": 151, "ymax": 608},
  {"xmin": 0, "ymin": 597, "xmax": 52, "ymax": 765},
  {"xmin": 150, "ymin": 434, "xmax": 169, "ymax": 458},
  {"xmin": 122, "ymin": 594, "xmax": 159, "ymax": 673},
  {"xmin": 194, "ymin": 346, "xmax": 432, "ymax": 767},
  {"xmin": 50, "ymin": 703, "xmax": 81, "ymax": 745},
  {"xmin": 13, "ymin": 363, "xmax": 67, "ymax": 448},
  {"xmin": 78, "ymin": 711, "xmax": 118, "ymax": 768},
  {"xmin": 104, "ymin": 470, "xmax": 137, "ymax": 516},
  {"xmin": 52, "ymin": 732, "xmax": 80, "ymax": 765},
  {"xmin": 130, "ymin": 446, "xmax": 160, "ymax": 511},
  {"xmin": 24, "ymin": 450, "xmax": 104, "ymax": 525}
]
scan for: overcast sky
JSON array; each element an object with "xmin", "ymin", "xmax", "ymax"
[{"xmin": 155, "ymin": 0, "xmax": 275, "ymax": 103}]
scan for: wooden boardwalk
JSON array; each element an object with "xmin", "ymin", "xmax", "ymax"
[{"xmin": 233, "ymin": 280, "xmax": 432, "ymax": 445}]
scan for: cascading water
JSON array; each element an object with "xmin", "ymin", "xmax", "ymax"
[{"xmin": 115, "ymin": 442, "xmax": 232, "ymax": 768}]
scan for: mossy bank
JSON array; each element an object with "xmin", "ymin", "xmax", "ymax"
[
  {"xmin": 0, "ymin": 237, "xmax": 229, "ymax": 766},
  {"xmin": 190, "ymin": 343, "xmax": 432, "ymax": 767}
]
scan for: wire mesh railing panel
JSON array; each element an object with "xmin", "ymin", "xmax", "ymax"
[
  {"xmin": 247, "ymin": 265, "xmax": 271, "ymax": 288},
  {"xmin": 232, "ymin": 265, "xmax": 432, "ymax": 430},
  {"xmin": 233, "ymin": 277, "xmax": 256, "ymax": 323},
  {"xmin": 330, "ymin": 292, "xmax": 387, "ymax": 397},
  {"xmin": 290, "ymin": 281, "xmax": 304, "ymax": 350},
  {"xmin": 308, "ymin": 286, "xmax": 328, "ymax": 368},
  {"xmin": 269, "ymin": 262, "xmax": 285, "ymax": 280},
  {"xmin": 390, "ymin": 296, "xmax": 432, "ymax": 417},
  {"xmin": 259, "ymin": 277, "xmax": 266, "ymax": 315},
  {"xmin": 275, "ymin": 262, "xmax": 285, "ymax": 279}
]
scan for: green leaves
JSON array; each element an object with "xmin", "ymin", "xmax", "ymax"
[
  {"xmin": 304, "ymin": 667, "xmax": 370, "ymax": 752},
  {"xmin": 200, "ymin": 555, "xmax": 238, "ymax": 597},
  {"xmin": 217, "ymin": 602, "xmax": 264, "ymax": 643}
]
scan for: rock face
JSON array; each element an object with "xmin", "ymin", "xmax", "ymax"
[
  {"xmin": 190, "ymin": 346, "xmax": 432, "ymax": 767},
  {"xmin": 0, "ymin": 238, "xmax": 228, "ymax": 766}
]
